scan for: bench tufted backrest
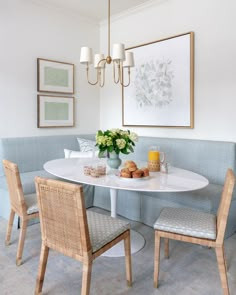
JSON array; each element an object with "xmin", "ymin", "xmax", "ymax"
[
  {"xmin": 0, "ymin": 134, "xmax": 95, "ymax": 177},
  {"xmin": 1, "ymin": 135, "xmax": 235, "ymax": 186},
  {"xmin": 130, "ymin": 137, "xmax": 236, "ymax": 186}
]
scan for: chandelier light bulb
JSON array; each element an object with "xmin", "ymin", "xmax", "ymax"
[
  {"xmin": 123, "ymin": 52, "xmax": 135, "ymax": 68},
  {"xmin": 112, "ymin": 43, "xmax": 125, "ymax": 62},
  {"xmin": 80, "ymin": 47, "xmax": 93, "ymax": 64}
]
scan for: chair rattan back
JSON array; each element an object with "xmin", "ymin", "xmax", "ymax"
[
  {"xmin": 3, "ymin": 159, "xmax": 27, "ymax": 216},
  {"xmin": 35, "ymin": 177, "xmax": 92, "ymax": 259},
  {"xmin": 34, "ymin": 176, "xmax": 132, "ymax": 295},
  {"xmin": 216, "ymin": 168, "xmax": 235, "ymax": 244},
  {"xmin": 3, "ymin": 159, "xmax": 39, "ymax": 265}
]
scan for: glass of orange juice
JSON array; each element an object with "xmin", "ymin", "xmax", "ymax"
[{"xmin": 148, "ymin": 146, "xmax": 160, "ymax": 172}]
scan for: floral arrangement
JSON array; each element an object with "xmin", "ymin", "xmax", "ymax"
[{"xmin": 95, "ymin": 128, "xmax": 138, "ymax": 157}]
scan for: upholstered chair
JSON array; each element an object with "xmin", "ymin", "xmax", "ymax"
[
  {"xmin": 3, "ymin": 160, "xmax": 39, "ymax": 265},
  {"xmin": 153, "ymin": 169, "xmax": 235, "ymax": 295},
  {"xmin": 34, "ymin": 177, "xmax": 132, "ymax": 295}
]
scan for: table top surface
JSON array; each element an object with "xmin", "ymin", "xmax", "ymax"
[{"xmin": 44, "ymin": 158, "xmax": 209, "ymax": 193}]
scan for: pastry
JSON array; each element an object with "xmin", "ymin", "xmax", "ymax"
[
  {"xmin": 120, "ymin": 168, "xmax": 132, "ymax": 178},
  {"xmin": 132, "ymin": 169, "xmax": 144, "ymax": 178},
  {"xmin": 141, "ymin": 167, "xmax": 149, "ymax": 177},
  {"xmin": 124, "ymin": 160, "xmax": 137, "ymax": 172}
]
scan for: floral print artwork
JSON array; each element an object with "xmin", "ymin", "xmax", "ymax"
[
  {"xmin": 134, "ymin": 58, "xmax": 174, "ymax": 108},
  {"xmin": 122, "ymin": 32, "xmax": 193, "ymax": 127}
]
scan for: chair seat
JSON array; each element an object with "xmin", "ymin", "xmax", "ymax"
[
  {"xmin": 24, "ymin": 193, "xmax": 39, "ymax": 215},
  {"xmin": 154, "ymin": 207, "xmax": 216, "ymax": 240},
  {"xmin": 87, "ymin": 211, "xmax": 130, "ymax": 253}
]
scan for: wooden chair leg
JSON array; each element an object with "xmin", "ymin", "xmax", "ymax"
[
  {"xmin": 224, "ymin": 248, "xmax": 228, "ymax": 271},
  {"xmin": 215, "ymin": 246, "xmax": 230, "ymax": 295},
  {"xmin": 81, "ymin": 261, "xmax": 92, "ymax": 295},
  {"xmin": 124, "ymin": 231, "xmax": 132, "ymax": 287},
  {"xmin": 16, "ymin": 218, "xmax": 27, "ymax": 266},
  {"xmin": 164, "ymin": 238, "xmax": 169, "ymax": 259},
  {"xmin": 5, "ymin": 209, "xmax": 15, "ymax": 246},
  {"xmin": 154, "ymin": 231, "xmax": 161, "ymax": 288},
  {"xmin": 35, "ymin": 244, "xmax": 49, "ymax": 295}
]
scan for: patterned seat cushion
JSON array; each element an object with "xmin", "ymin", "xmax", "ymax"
[
  {"xmin": 87, "ymin": 211, "xmax": 130, "ymax": 253},
  {"xmin": 154, "ymin": 207, "xmax": 216, "ymax": 240},
  {"xmin": 24, "ymin": 193, "xmax": 39, "ymax": 215}
]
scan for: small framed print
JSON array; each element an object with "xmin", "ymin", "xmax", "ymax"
[
  {"xmin": 37, "ymin": 95, "xmax": 75, "ymax": 128},
  {"xmin": 37, "ymin": 58, "xmax": 74, "ymax": 94}
]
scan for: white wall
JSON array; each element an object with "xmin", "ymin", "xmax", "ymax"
[
  {"xmin": 0, "ymin": 0, "xmax": 100, "ymax": 138},
  {"xmin": 99, "ymin": 0, "xmax": 236, "ymax": 142},
  {"xmin": 1, "ymin": 0, "xmax": 236, "ymax": 142}
]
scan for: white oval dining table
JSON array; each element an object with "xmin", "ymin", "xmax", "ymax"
[{"xmin": 44, "ymin": 158, "xmax": 209, "ymax": 257}]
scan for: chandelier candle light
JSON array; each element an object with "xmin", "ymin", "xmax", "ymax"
[{"xmin": 80, "ymin": 0, "xmax": 135, "ymax": 87}]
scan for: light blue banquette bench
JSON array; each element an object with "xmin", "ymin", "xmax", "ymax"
[
  {"xmin": 0, "ymin": 134, "xmax": 235, "ymax": 238},
  {"xmin": 0, "ymin": 134, "xmax": 95, "ymax": 224}
]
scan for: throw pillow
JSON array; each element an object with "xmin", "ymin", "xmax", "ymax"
[
  {"xmin": 77, "ymin": 137, "xmax": 96, "ymax": 152},
  {"xmin": 64, "ymin": 149, "xmax": 94, "ymax": 158}
]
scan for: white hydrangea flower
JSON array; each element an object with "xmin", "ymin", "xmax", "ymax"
[
  {"xmin": 110, "ymin": 128, "xmax": 120, "ymax": 135},
  {"xmin": 106, "ymin": 136, "xmax": 113, "ymax": 146},
  {"xmin": 129, "ymin": 132, "xmax": 138, "ymax": 142},
  {"xmin": 116, "ymin": 138, "xmax": 126, "ymax": 149}
]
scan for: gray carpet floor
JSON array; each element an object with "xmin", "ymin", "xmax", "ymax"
[{"xmin": 1, "ymin": 207, "xmax": 236, "ymax": 295}]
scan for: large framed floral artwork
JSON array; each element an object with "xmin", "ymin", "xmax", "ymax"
[{"xmin": 122, "ymin": 32, "xmax": 194, "ymax": 128}]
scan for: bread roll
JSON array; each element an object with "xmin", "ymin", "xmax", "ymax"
[
  {"xmin": 124, "ymin": 160, "xmax": 137, "ymax": 172},
  {"xmin": 141, "ymin": 167, "xmax": 149, "ymax": 177},
  {"xmin": 120, "ymin": 168, "xmax": 132, "ymax": 178},
  {"xmin": 132, "ymin": 169, "xmax": 144, "ymax": 178}
]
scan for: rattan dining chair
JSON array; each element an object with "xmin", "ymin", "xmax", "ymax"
[
  {"xmin": 34, "ymin": 177, "xmax": 132, "ymax": 295},
  {"xmin": 153, "ymin": 168, "xmax": 235, "ymax": 295},
  {"xmin": 3, "ymin": 159, "xmax": 39, "ymax": 266}
]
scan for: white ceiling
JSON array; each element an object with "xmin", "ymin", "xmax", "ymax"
[{"xmin": 39, "ymin": 0, "xmax": 153, "ymax": 22}]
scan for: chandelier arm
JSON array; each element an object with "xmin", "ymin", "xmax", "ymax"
[
  {"xmin": 113, "ymin": 62, "xmax": 120, "ymax": 84},
  {"xmin": 120, "ymin": 68, "xmax": 131, "ymax": 87},
  {"xmin": 86, "ymin": 66, "xmax": 99, "ymax": 86},
  {"xmin": 120, "ymin": 63, "xmax": 123, "ymax": 83},
  {"xmin": 98, "ymin": 58, "xmax": 106, "ymax": 87},
  {"xmin": 99, "ymin": 69, "xmax": 105, "ymax": 87},
  {"xmin": 98, "ymin": 58, "xmax": 107, "ymax": 67}
]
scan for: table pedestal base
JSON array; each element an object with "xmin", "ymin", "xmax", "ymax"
[{"xmin": 102, "ymin": 230, "xmax": 145, "ymax": 257}]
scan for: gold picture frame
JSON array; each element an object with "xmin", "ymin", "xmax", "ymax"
[
  {"xmin": 37, "ymin": 58, "xmax": 74, "ymax": 94},
  {"xmin": 122, "ymin": 32, "xmax": 194, "ymax": 128},
  {"xmin": 37, "ymin": 95, "xmax": 75, "ymax": 128}
]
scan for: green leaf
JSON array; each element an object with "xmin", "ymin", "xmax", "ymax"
[
  {"xmin": 129, "ymin": 146, "xmax": 134, "ymax": 153},
  {"xmin": 98, "ymin": 151, "xmax": 105, "ymax": 158}
]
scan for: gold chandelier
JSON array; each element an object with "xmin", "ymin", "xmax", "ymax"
[{"xmin": 80, "ymin": 0, "xmax": 135, "ymax": 87}]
